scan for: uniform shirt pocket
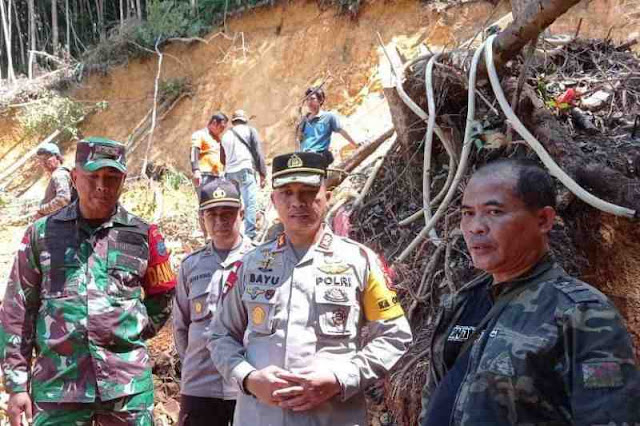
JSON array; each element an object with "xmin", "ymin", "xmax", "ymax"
[
  {"xmin": 314, "ymin": 288, "xmax": 356, "ymax": 337},
  {"xmin": 107, "ymin": 245, "xmax": 146, "ymax": 298},
  {"xmin": 242, "ymin": 286, "xmax": 278, "ymax": 335},
  {"xmin": 41, "ymin": 238, "xmax": 81, "ymax": 298},
  {"xmin": 189, "ymin": 286, "xmax": 212, "ymax": 322}
]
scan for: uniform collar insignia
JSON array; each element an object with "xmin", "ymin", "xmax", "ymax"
[
  {"xmin": 276, "ymin": 233, "xmax": 286, "ymax": 249},
  {"xmin": 258, "ymin": 250, "xmax": 277, "ymax": 272},
  {"xmin": 317, "ymin": 232, "xmax": 333, "ymax": 251}
]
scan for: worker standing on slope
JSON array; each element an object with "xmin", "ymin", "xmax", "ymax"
[
  {"xmin": 191, "ymin": 113, "xmax": 228, "ymax": 187},
  {"xmin": 221, "ymin": 109, "xmax": 268, "ymax": 240},
  {"xmin": 34, "ymin": 142, "xmax": 74, "ymax": 219},
  {"xmin": 296, "ymin": 87, "xmax": 359, "ymax": 165}
]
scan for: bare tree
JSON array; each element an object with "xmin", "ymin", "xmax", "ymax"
[
  {"xmin": 0, "ymin": 0, "xmax": 15, "ymax": 82},
  {"xmin": 27, "ymin": 0, "xmax": 35, "ymax": 78},
  {"xmin": 119, "ymin": 0, "xmax": 124, "ymax": 30},
  {"xmin": 13, "ymin": 0, "xmax": 24, "ymax": 67},
  {"xmin": 96, "ymin": 0, "xmax": 105, "ymax": 41},
  {"xmin": 65, "ymin": 0, "xmax": 71, "ymax": 51},
  {"xmin": 135, "ymin": 0, "xmax": 141, "ymax": 20},
  {"xmin": 52, "ymin": 0, "xmax": 59, "ymax": 55}
]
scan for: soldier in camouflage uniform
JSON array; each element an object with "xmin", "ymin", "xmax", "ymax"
[
  {"xmin": 0, "ymin": 137, "xmax": 177, "ymax": 426},
  {"xmin": 209, "ymin": 152, "xmax": 412, "ymax": 426},
  {"xmin": 420, "ymin": 159, "xmax": 640, "ymax": 426},
  {"xmin": 34, "ymin": 143, "xmax": 73, "ymax": 219},
  {"xmin": 173, "ymin": 178, "xmax": 254, "ymax": 426}
]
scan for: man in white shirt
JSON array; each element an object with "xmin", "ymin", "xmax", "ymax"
[{"xmin": 221, "ymin": 110, "xmax": 267, "ymax": 240}]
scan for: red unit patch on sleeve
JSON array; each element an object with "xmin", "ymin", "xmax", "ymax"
[{"xmin": 144, "ymin": 224, "xmax": 176, "ymax": 294}]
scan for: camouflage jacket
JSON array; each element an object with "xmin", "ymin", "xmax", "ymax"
[
  {"xmin": 0, "ymin": 202, "xmax": 177, "ymax": 403},
  {"xmin": 210, "ymin": 229, "xmax": 412, "ymax": 426},
  {"xmin": 37, "ymin": 166, "xmax": 73, "ymax": 217},
  {"xmin": 420, "ymin": 256, "xmax": 640, "ymax": 425}
]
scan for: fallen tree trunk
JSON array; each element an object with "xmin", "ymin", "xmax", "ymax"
[
  {"xmin": 0, "ymin": 112, "xmax": 93, "ymax": 186},
  {"xmin": 493, "ymin": 0, "xmax": 582, "ymax": 69},
  {"xmin": 326, "ymin": 127, "xmax": 395, "ymax": 188}
]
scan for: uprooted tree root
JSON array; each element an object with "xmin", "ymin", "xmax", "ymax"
[{"xmin": 348, "ymin": 37, "xmax": 639, "ymax": 426}]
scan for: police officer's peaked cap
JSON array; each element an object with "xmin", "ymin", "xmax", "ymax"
[
  {"xmin": 199, "ymin": 178, "xmax": 242, "ymax": 211},
  {"xmin": 272, "ymin": 152, "xmax": 328, "ymax": 188},
  {"xmin": 76, "ymin": 137, "xmax": 126, "ymax": 173}
]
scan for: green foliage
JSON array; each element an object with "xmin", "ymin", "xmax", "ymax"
[
  {"xmin": 159, "ymin": 77, "xmax": 192, "ymax": 103},
  {"xmin": 136, "ymin": 0, "xmax": 208, "ymax": 47},
  {"xmin": 17, "ymin": 91, "xmax": 86, "ymax": 139},
  {"xmin": 82, "ymin": 21, "xmax": 150, "ymax": 70},
  {"xmin": 162, "ymin": 168, "xmax": 190, "ymax": 191}
]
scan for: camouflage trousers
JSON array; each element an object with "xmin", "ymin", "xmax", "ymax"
[{"xmin": 33, "ymin": 390, "xmax": 154, "ymax": 426}]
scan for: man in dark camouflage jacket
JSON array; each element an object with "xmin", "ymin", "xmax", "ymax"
[
  {"xmin": 420, "ymin": 159, "xmax": 640, "ymax": 426},
  {"xmin": 0, "ymin": 137, "xmax": 177, "ymax": 426}
]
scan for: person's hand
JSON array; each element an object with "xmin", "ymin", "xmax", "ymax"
[
  {"xmin": 272, "ymin": 367, "xmax": 341, "ymax": 411},
  {"xmin": 259, "ymin": 175, "xmax": 266, "ymax": 189},
  {"xmin": 8, "ymin": 392, "xmax": 33, "ymax": 426},
  {"xmin": 192, "ymin": 170, "xmax": 202, "ymax": 187},
  {"xmin": 245, "ymin": 366, "xmax": 294, "ymax": 407}
]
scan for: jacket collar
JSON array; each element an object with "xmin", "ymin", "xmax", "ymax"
[
  {"xmin": 490, "ymin": 253, "xmax": 558, "ymax": 299},
  {"xmin": 458, "ymin": 253, "xmax": 557, "ymax": 298},
  {"xmin": 223, "ymin": 236, "xmax": 254, "ymax": 267},
  {"xmin": 52, "ymin": 201, "xmax": 134, "ymax": 227},
  {"xmin": 277, "ymin": 226, "xmax": 336, "ymax": 264}
]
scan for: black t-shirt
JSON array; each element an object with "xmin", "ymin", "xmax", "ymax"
[{"xmin": 423, "ymin": 284, "xmax": 493, "ymax": 426}]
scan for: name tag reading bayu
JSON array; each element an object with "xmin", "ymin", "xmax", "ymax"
[{"xmin": 249, "ymin": 273, "xmax": 280, "ymax": 286}]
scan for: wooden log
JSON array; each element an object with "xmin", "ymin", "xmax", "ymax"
[
  {"xmin": 493, "ymin": 0, "xmax": 582, "ymax": 69},
  {"xmin": 326, "ymin": 127, "xmax": 395, "ymax": 189}
]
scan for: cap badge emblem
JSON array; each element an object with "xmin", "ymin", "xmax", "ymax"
[
  {"xmin": 287, "ymin": 154, "xmax": 303, "ymax": 168},
  {"xmin": 212, "ymin": 188, "xmax": 226, "ymax": 199}
]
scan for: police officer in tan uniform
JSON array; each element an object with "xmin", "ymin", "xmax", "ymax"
[
  {"xmin": 209, "ymin": 152, "xmax": 412, "ymax": 426},
  {"xmin": 174, "ymin": 179, "xmax": 254, "ymax": 426}
]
